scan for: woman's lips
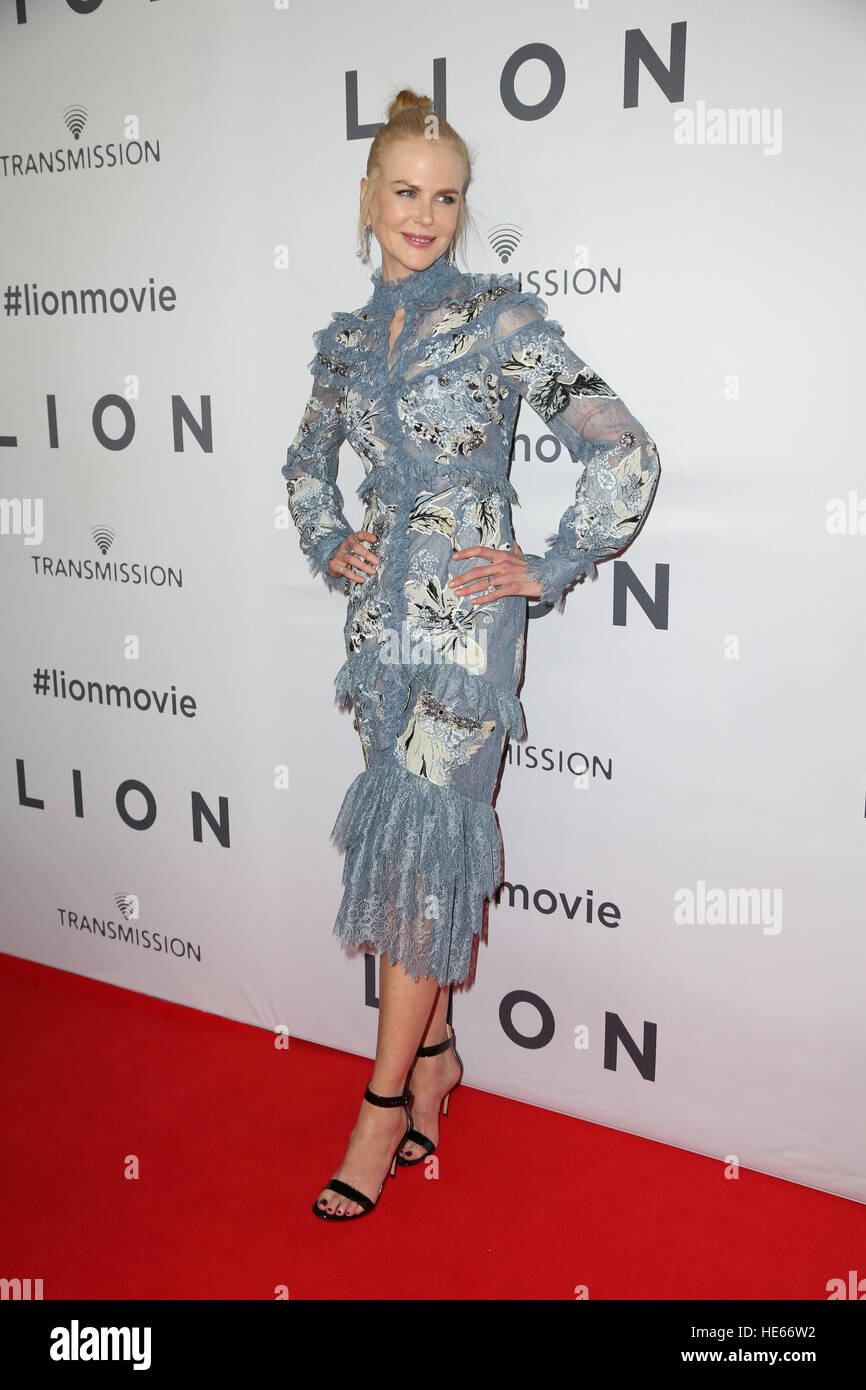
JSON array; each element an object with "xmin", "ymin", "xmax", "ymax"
[{"xmin": 403, "ymin": 233, "xmax": 435, "ymax": 246}]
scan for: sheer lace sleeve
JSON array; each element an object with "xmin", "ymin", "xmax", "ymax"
[
  {"xmin": 281, "ymin": 354, "xmax": 354, "ymax": 594},
  {"xmin": 491, "ymin": 289, "xmax": 661, "ymax": 613}
]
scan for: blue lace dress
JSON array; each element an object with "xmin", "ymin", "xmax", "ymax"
[{"xmin": 282, "ymin": 252, "xmax": 660, "ymax": 985}]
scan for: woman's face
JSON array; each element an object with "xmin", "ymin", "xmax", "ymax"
[{"xmin": 361, "ymin": 136, "xmax": 464, "ymax": 281}]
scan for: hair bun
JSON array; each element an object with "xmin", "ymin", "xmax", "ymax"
[{"xmin": 387, "ymin": 88, "xmax": 433, "ymax": 122}]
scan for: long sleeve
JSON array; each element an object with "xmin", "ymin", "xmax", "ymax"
[
  {"xmin": 491, "ymin": 287, "xmax": 661, "ymax": 613},
  {"xmin": 281, "ymin": 351, "xmax": 354, "ymax": 594}
]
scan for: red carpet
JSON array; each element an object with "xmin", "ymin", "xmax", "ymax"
[{"xmin": 1, "ymin": 952, "xmax": 862, "ymax": 1301}]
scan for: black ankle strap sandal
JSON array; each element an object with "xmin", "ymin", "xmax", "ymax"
[
  {"xmin": 395, "ymin": 1023, "xmax": 464, "ymax": 1168},
  {"xmin": 312, "ymin": 1082, "xmax": 411, "ymax": 1222}
]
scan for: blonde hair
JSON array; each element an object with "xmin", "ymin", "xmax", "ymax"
[{"xmin": 357, "ymin": 88, "xmax": 476, "ymax": 266}]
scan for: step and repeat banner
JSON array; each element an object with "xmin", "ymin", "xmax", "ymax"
[{"xmin": 1, "ymin": 1, "xmax": 863, "ymax": 1205}]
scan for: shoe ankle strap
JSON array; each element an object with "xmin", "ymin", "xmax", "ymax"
[
  {"xmin": 416, "ymin": 1028, "xmax": 455, "ymax": 1058},
  {"xmin": 364, "ymin": 1082, "xmax": 410, "ymax": 1107}
]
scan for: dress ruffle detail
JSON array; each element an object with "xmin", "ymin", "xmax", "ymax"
[
  {"xmin": 479, "ymin": 271, "xmax": 569, "ymax": 344},
  {"xmin": 329, "ymin": 754, "xmax": 503, "ymax": 985},
  {"xmin": 305, "ymin": 524, "xmax": 354, "ymax": 593},
  {"xmin": 521, "ymin": 545, "xmax": 599, "ymax": 614},
  {"xmin": 304, "ymin": 316, "xmax": 358, "ymax": 388},
  {"xmin": 368, "ymin": 253, "xmax": 465, "ymax": 314},
  {"xmin": 333, "ymin": 641, "xmax": 526, "ymax": 742}
]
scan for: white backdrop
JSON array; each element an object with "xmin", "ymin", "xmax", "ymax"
[{"xmin": 1, "ymin": 0, "xmax": 864, "ymax": 1205}]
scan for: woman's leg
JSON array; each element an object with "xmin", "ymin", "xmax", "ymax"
[
  {"xmin": 398, "ymin": 983, "xmax": 462, "ymax": 1163},
  {"xmin": 417, "ymin": 982, "xmax": 451, "ymax": 1049},
  {"xmin": 314, "ymin": 955, "xmax": 441, "ymax": 1216}
]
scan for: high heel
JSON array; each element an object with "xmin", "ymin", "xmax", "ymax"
[
  {"xmin": 311, "ymin": 1081, "xmax": 411, "ymax": 1221},
  {"xmin": 395, "ymin": 1022, "xmax": 464, "ymax": 1167}
]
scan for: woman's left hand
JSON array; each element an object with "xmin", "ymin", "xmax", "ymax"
[{"xmin": 446, "ymin": 541, "xmax": 542, "ymax": 604}]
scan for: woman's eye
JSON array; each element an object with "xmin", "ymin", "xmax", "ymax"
[{"xmin": 396, "ymin": 189, "xmax": 456, "ymax": 204}]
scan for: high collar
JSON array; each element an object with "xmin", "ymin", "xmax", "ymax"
[{"xmin": 368, "ymin": 251, "xmax": 462, "ymax": 314}]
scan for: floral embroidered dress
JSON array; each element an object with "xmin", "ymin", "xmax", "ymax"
[{"xmin": 282, "ymin": 252, "xmax": 660, "ymax": 985}]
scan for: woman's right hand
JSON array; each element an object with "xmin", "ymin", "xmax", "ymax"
[{"xmin": 328, "ymin": 530, "xmax": 381, "ymax": 584}]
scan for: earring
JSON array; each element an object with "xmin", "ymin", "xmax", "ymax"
[{"xmin": 356, "ymin": 224, "xmax": 372, "ymax": 263}]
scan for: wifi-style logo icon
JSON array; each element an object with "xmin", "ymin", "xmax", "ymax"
[
  {"xmin": 91, "ymin": 525, "xmax": 115, "ymax": 555},
  {"xmin": 62, "ymin": 105, "xmax": 88, "ymax": 141},
  {"xmin": 115, "ymin": 893, "xmax": 139, "ymax": 920},
  {"xmin": 488, "ymin": 224, "xmax": 523, "ymax": 264}
]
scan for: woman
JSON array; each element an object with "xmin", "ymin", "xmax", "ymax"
[{"xmin": 282, "ymin": 89, "xmax": 661, "ymax": 1220}]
